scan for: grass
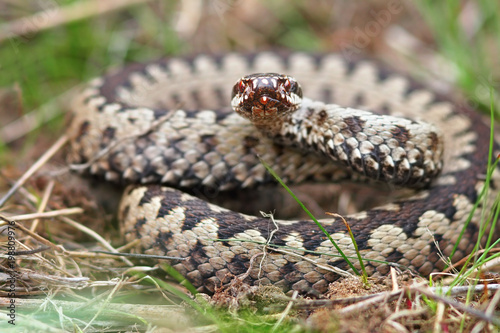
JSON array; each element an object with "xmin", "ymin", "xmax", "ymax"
[
  {"xmin": 259, "ymin": 158, "xmax": 361, "ymax": 277},
  {"xmin": 1, "ymin": 0, "xmax": 500, "ymax": 332},
  {"xmin": 416, "ymin": 0, "xmax": 500, "ymax": 116},
  {"xmin": 445, "ymin": 95, "xmax": 500, "ymax": 287}
]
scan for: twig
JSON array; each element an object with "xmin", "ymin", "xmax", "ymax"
[
  {"xmin": 0, "ymin": 135, "xmax": 68, "ymax": 207},
  {"xmin": 384, "ymin": 318, "xmax": 410, "ymax": 332},
  {"xmin": 0, "ymin": 173, "xmax": 39, "ymax": 210},
  {"xmin": 121, "ymin": 266, "xmax": 160, "ymax": 275},
  {"xmin": 64, "ymin": 250, "xmax": 129, "ymax": 260},
  {"xmin": 438, "ymin": 284, "xmax": 500, "ymax": 295},
  {"xmin": 13, "ymin": 245, "xmax": 51, "ymax": 256},
  {"xmin": 479, "ymin": 254, "xmax": 500, "ymax": 272}
]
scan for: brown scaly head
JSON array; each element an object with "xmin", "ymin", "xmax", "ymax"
[{"xmin": 231, "ymin": 73, "xmax": 303, "ymax": 126}]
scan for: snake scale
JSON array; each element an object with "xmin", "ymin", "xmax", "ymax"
[{"xmin": 66, "ymin": 52, "xmax": 500, "ymax": 294}]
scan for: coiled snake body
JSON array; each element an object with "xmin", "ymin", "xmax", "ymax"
[{"xmin": 67, "ymin": 53, "xmax": 500, "ymax": 294}]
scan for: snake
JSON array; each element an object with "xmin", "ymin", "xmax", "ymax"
[{"xmin": 66, "ymin": 52, "xmax": 500, "ymax": 295}]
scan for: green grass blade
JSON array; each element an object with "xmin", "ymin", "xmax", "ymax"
[
  {"xmin": 326, "ymin": 212, "xmax": 369, "ymax": 285},
  {"xmin": 259, "ymin": 157, "xmax": 359, "ymax": 275}
]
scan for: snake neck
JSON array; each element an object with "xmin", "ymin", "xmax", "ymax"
[
  {"xmin": 266, "ymin": 98, "xmax": 331, "ymax": 146},
  {"xmin": 268, "ymin": 98, "xmax": 444, "ymax": 187},
  {"xmin": 253, "ymin": 98, "xmax": 320, "ymax": 139}
]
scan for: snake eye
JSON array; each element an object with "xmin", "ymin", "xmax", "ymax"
[
  {"xmin": 283, "ymin": 79, "xmax": 291, "ymax": 90},
  {"xmin": 238, "ymin": 80, "xmax": 246, "ymax": 93}
]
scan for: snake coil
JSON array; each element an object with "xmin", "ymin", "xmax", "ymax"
[{"xmin": 67, "ymin": 53, "xmax": 500, "ymax": 294}]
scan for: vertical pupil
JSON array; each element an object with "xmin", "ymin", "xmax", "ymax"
[
  {"xmin": 284, "ymin": 79, "xmax": 290, "ymax": 90},
  {"xmin": 239, "ymin": 81, "xmax": 245, "ymax": 92}
]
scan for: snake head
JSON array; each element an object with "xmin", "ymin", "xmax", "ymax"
[{"xmin": 231, "ymin": 73, "xmax": 302, "ymax": 124}]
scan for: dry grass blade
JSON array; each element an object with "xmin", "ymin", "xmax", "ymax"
[
  {"xmin": 82, "ymin": 278, "xmax": 124, "ymax": 331},
  {"xmin": 59, "ymin": 216, "xmax": 134, "ymax": 266},
  {"xmin": 269, "ymin": 247, "xmax": 353, "ymax": 278},
  {"xmin": 471, "ymin": 288, "xmax": 500, "ymax": 332},
  {"xmin": 386, "ymin": 308, "xmax": 428, "ymax": 328},
  {"xmin": 0, "ymin": 135, "xmax": 68, "ymax": 207},
  {"xmin": 433, "ymin": 302, "xmax": 446, "ymax": 333},
  {"xmin": 290, "ymin": 284, "xmax": 500, "ymax": 310},
  {"xmin": 337, "ymin": 288, "xmax": 406, "ymax": 315},
  {"xmin": 1, "ymin": 272, "xmax": 89, "ymax": 288},
  {"xmin": 9, "ymin": 208, "xmax": 83, "ymax": 221},
  {"xmin": 413, "ymin": 286, "xmax": 500, "ymax": 326},
  {"xmin": 272, "ymin": 290, "xmax": 298, "ymax": 332},
  {"xmin": 0, "ymin": 215, "xmax": 64, "ymax": 253},
  {"xmin": 28, "ymin": 180, "xmax": 54, "ymax": 234}
]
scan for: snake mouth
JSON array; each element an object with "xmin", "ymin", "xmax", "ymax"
[
  {"xmin": 250, "ymin": 107, "xmax": 278, "ymax": 120},
  {"xmin": 250, "ymin": 96, "xmax": 281, "ymax": 119}
]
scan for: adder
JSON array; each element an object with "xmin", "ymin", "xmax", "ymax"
[{"xmin": 66, "ymin": 53, "xmax": 500, "ymax": 294}]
